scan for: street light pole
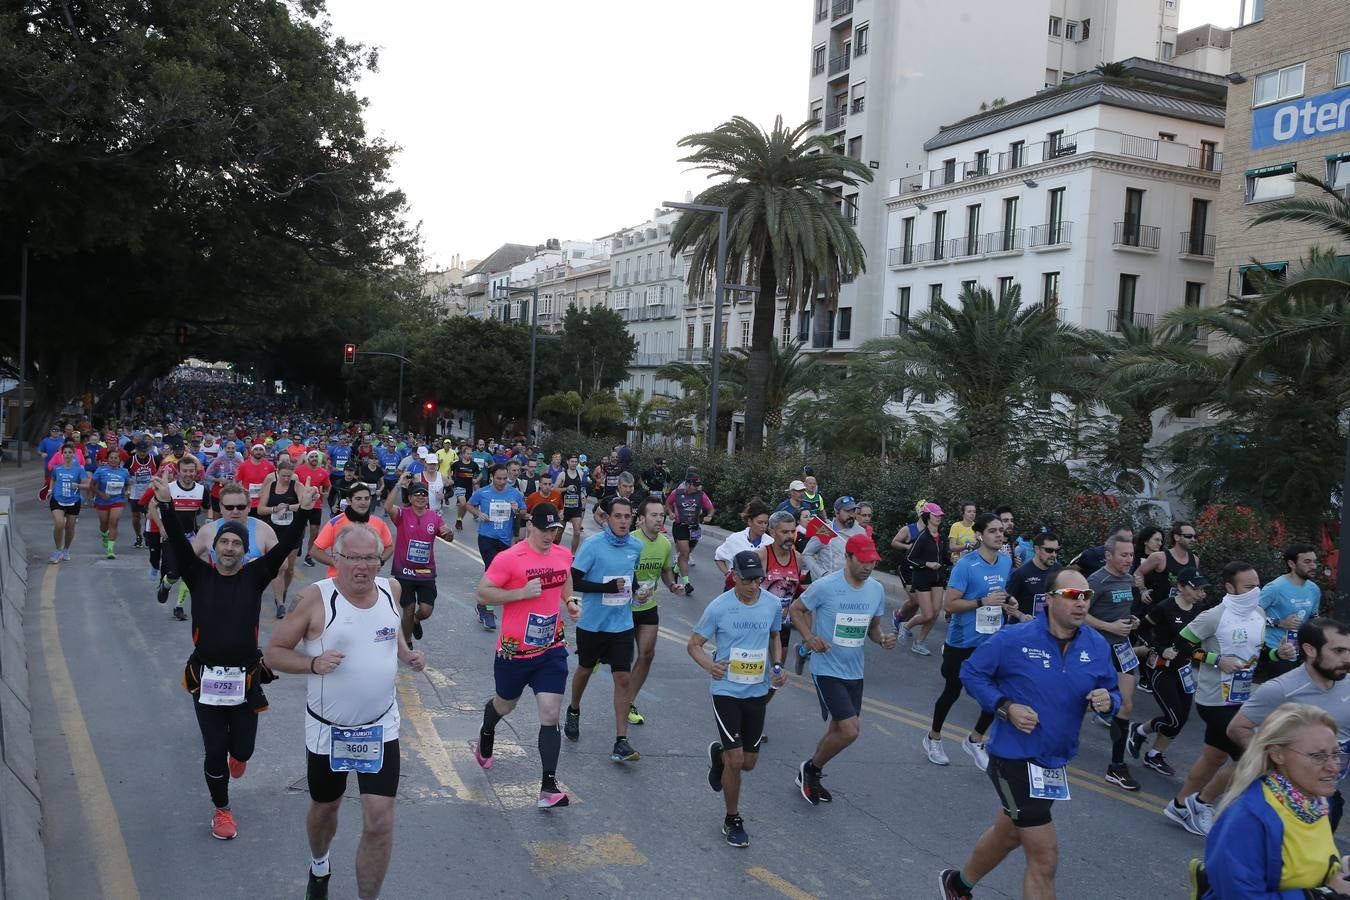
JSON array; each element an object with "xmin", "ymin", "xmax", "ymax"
[
  {"xmin": 1338, "ymin": 421, "xmax": 1350, "ymax": 616},
  {"xmin": 0, "ymin": 246, "xmax": 27, "ymax": 467}
]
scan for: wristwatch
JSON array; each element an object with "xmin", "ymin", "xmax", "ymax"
[{"xmin": 996, "ymin": 699, "xmax": 1012, "ymax": 721}]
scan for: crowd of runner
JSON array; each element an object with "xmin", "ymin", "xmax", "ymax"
[{"xmin": 29, "ymin": 384, "xmax": 1350, "ymax": 900}]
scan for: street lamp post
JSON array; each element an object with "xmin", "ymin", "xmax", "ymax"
[
  {"xmin": 495, "ymin": 284, "xmax": 540, "ymax": 444},
  {"xmin": 1339, "ymin": 421, "xmax": 1350, "ymax": 616},
  {"xmin": 0, "ymin": 246, "xmax": 28, "ymax": 467}
]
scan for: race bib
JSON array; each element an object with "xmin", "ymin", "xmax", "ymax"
[
  {"xmin": 833, "ymin": 612, "xmax": 869, "ymax": 647},
  {"xmin": 602, "ymin": 575, "xmax": 631, "ymax": 606},
  {"xmin": 634, "ymin": 579, "xmax": 658, "ymax": 605},
  {"xmin": 406, "ymin": 539, "xmax": 432, "ymax": 564},
  {"xmin": 523, "ymin": 612, "xmax": 559, "ymax": 649},
  {"xmin": 1222, "ymin": 668, "xmax": 1253, "ymax": 705},
  {"xmin": 248, "ymin": 483, "xmax": 262, "ymax": 499},
  {"xmin": 727, "ymin": 646, "xmax": 767, "ymax": 684},
  {"xmin": 271, "ymin": 504, "xmax": 294, "ymax": 526},
  {"xmin": 329, "ymin": 725, "xmax": 383, "ymax": 773},
  {"xmin": 690, "ymin": 525, "xmax": 702, "ymax": 542},
  {"xmin": 106, "ymin": 478, "xmax": 125, "ymax": 495},
  {"xmin": 1113, "ymin": 641, "xmax": 1139, "ymax": 673},
  {"xmin": 198, "ymin": 666, "xmax": 246, "ymax": 707},
  {"xmin": 384, "ymin": 463, "xmax": 398, "ymax": 476},
  {"xmin": 1027, "ymin": 763, "xmax": 1071, "ymax": 800},
  {"xmin": 976, "ymin": 604, "xmax": 1004, "ymax": 635},
  {"xmin": 489, "ymin": 500, "xmax": 511, "ymax": 524},
  {"xmin": 1178, "ymin": 663, "xmax": 1196, "ymax": 694}
]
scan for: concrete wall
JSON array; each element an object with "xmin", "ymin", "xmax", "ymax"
[{"xmin": 0, "ymin": 488, "xmax": 48, "ymax": 900}]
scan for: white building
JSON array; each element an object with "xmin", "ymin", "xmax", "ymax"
[
  {"xmin": 805, "ymin": 0, "xmax": 1187, "ymax": 351},
  {"xmin": 881, "ymin": 59, "xmax": 1227, "ymax": 336},
  {"xmin": 607, "ymin": 210, "xmax": 685, "ymax": 400}
]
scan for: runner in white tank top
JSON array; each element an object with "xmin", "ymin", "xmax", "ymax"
[{"xmin": 303, "ymin": 576, "xmax": 402, "ymax": 754}]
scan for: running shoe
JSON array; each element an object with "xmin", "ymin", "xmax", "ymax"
[
  {"xmin": 722, "ymin": 814, "xmax": 749, "ymax": 848},
  {"xmin": 923, "ymin": 736, "xmax": 950, "ymax": 766},
  {"xmin": 611, "ymin": 737, "xmax": 639, "ymax": 762},
  {"xmin": 707, "ymin": 741, "xmax": 724, "ymax": 792},
  {"xmin": 476, "ymin": 605, "xmax": 496, "ymax": 631},
  {"xmin": 1187, "ymin": 858, "xmax": 1209, "ymax": 900},
  {"xmin": 302, "ymin": 555, "xmax": 316, "ymax": 568},
  {"xmin": 1136, "ymin": 675, "xmax": 1154, "ymax": 695},
  {"xmin": 455, "ymin": 520, "xmax": 463, "ymax": 531},
  {"xmin": 563, "ymin": 708, "xmax": 580, "ymax": 742},
  {"xmin": 173, "ymin": 606, "xmax": 187, "ymax": 621},
  {"xmin": 938, "ymin": 868, "xmax": 974, "ymax": 900},
  {"xmin": 133, "ymin": 536, "xmax": 144, "ymax": 549},
  {"xmin": 105, "ymin": 541, "xmax": 115, "ymax": 560},
  {"xmin": 48, "ymin": 551, "xmax": 61, "ymax": 565},
  {"xmin": 305, "ymin": 870, "xmax": 331, "ymax": 900},
  {"xmin": 1163, "ymin": 797, "xmax": 1204, "ymax": 836},
  {"xmin": 627, "ymin": 705, "xmax": 645, "ymax": 725},
  {"xmin": 1185, "ymin": 793, "xmax": 1214, "ymax": 834},
  {"xmin": 961, "ymin": 736, "xmax": 989, "ymax": 772},
  {"xmin": 793, "ymin": 643, "xmax": 810, "ymax": 675},
  {"xmin": 157, "ymin": 579, "xmax": 170, "ymax": 604},
  {"xmin": 795, "ymin": 761, "xmax": 822, "ymax": 806},
  {"xmin": 1142, "ymin": 752, "xmax": 1176, "ymax": 777},
  {"xmin": 412, "ymin": 620, "xmax": 423, "ymax": 641},
  {"xmin": 60, "ymin": 550, "xmax": 70, "ymax": 561},
  {"xmin": 537, "ymin": 788, "xmax": 569, "ymax": 809},
  {"xmin": 148, "ymin": 566, "xmax": 159, "ymax": 582},
  {"xmin": 473, "ymin": 735, "xmax": 493, "ymax": 769},
  {"xmin": 210, "ymin": 808, "xmax": 237, "ymax": 840},
  {"xmin": 1126, "ymin": 722, "xmax": 1146, "ymax": 759},
  {"xmin": 683, "ymin": 582, "xmax": 694, "ymax": 596},
  {"xmin": 910, "ymin": 640, "xmax": 932, "ymax": 656},
  {"xmin": 1105, "ymin": 763, "xmax": 1141, "ymax": 792},
  {"xmin": 227, "ymin": 756, "xmax": 246, "ymax": 779}
]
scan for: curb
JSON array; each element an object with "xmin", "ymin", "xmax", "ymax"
[{"xmin": 0, "ymin": 488, "xmax": 49, "ymax": 900}]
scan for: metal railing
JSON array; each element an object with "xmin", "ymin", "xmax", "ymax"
[
  {"xmin": 1179, "ymin": 231, "xmax": 1216, "ymax": 257},
  {"xmin": 812, "ymin": 60, "xmax": 825, "ymax": 76},
  {"xmin": 1120, "ymin": 133, "xmax": 1159, "ymax": 160},
  {"xmin": 828, "ymin": 53, "xmax": 850, "ymax": 76},
  {"xmin": 1189, "ymin": 147, "xmax": 1222, "ymax": 171},
  {"xmin": 840, "ymin": 269, "xmax": 855, "ymax": 283},
  {"xmin": 981, "ymin": 228, "xmax": 1025, "ymax": 253},
  {"xmin": 854, "ymin": 39, "xmax": 868, "ymax": 58},
  {"xmin": 1108, "ymin": 310, "xmax": 1155, "ymax": 331},
  {"xmin": 929, "ymin": 165, "xmax": 958, "ymax": 187},
  {"xmin": 832, "ymin": 0, "xmax": 852, "ymax": 18},
  {"xmin": 888, "ymin": 246, "xmax": 916, "ymax": 267},
  {"xmin": 1113, "ymin": 222, "xmax": 1161, "ymax": 250},
  {"xmin": 883, "ymin": 317, "xmax": 908, "ymax": 336},
  {"xmin": 948, "ymin": 235, "xmax": 980, "ymax": 259},
  {"xmin": 1028, "ymin": 221, "xmax": 1072, "ymax": 247},
  {"xmin": 825, "ymin": 109, "xmax": 847, "ymax": 130},
  {"xmin": 914, "ymin": 239, "xmax": 944, "ymax": 263}
]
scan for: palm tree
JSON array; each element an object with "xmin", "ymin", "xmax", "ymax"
[
  {"xmin": 535, "ymin": 390, "xmax": 625, "ymax": 435},
  {"xmin": 873, "ymin": 284, "xmax": 1094, "ymax": 454},
  {"xmin": 616, "ymin": 387, "xmax": 672, "ymax": 447},
  {"xmin": 670, "ymin": 116, "xmax": 872, "ymax": 451},
  {"xmin": 656, "ymin": 358, "xmax": 744, "ymax": 447}
]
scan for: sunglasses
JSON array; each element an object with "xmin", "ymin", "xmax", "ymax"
[
  {"xmin": 1049, "ymin": 588, "xmax": 1094, "ymax": 601},
  {"xmin": 221, "ymin": 503, "xmax": 248, "ymax": 511},
  {"xmin": 1178, "ymin": 533, "xmax": 1197, "ymax": 539},
  {"xmin": 1039, "ymin": 547, "xmax": 1061, "ymax": 554}
]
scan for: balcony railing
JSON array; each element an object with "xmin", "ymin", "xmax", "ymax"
[
  {"xmin": 840, "ymin": 268, "xmax": 855, "ymax": 283},
  {"xmin": 929, "ymin": 165, "xmax": 958, "ymax": 187},
  {"xmin": 678, "ymin": 347, "xmax": 710, "ymax": 362},
  {"xmin": 812, "ymin": 60, "xmax": 825, "ymax": 76},
  {"xmin": 888, "ymin": 246, "xmax": 916, "ymax": 268},
  {"xmin": 1108, "ymin": 310, "xmax": 1155, "ymax": 331},
  {"xmin": 914, "ymin": 239, "xmax": 944, "ymax": 263},
  {"xmin": 832, "ymin": 0, "xmax": 852, "ymax": 18},
  {"xmin": 854, "ymin": 40, "xmax": 868, "ymax": 58},
  {"xmin": 1179, "ymin": 231, "xmax": 1216, "ymax": 257},
  {"xmin": 981, "ymin": 228, "xmax": 1025, "ymax": 254},
  {"xmin": 825, "ymin": 109, "xmax": 847, "ymax": 131},
  {"xmin": 811, "ymin": 331, "xmax": 835, "ymax": 349},
  {"xmin": 1028, "ymin": 221, "xmax": 1073, "ymax": 248},
  {"xmin": 828, "ymin": 53, "xmax": 850, "ymax": 76},
  {"xmin": 1113, "ymin": 222, "xmax": 1161, "ymax": 250},
  {"xmin": 633, "ymin": 353, "xmax": 673, "ymax": 367},
  {"xmin": 883, "ymin": 317, "xmax": 909, "ymax": 336},
  {"xmin": 1189, "ymin": 147, "xmax": 1223, "ymax": 172},
  {"xmin": 948, "ymin": 235, "xmax": 981, "ymax": 259}
]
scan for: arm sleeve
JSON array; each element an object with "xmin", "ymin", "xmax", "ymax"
[
  {"xmin": 959, "ymin": 634, "xmax": 1005, "ymax": 712},
  {"xmin": 570, "ymin": 568, "xmax": 614, "ymax": 594}
]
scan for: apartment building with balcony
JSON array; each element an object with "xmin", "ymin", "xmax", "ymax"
[
  {"xmin": 882, "ymin": 59, "xmax": 1226, "ymax": 337},
  {"xmin": 1210, "ymin": 0, "xmax": 1350, "ymax": 309},
  {"xmin": 805, "ymin": 0, "xmax": 1195, "ymax": 351},
  {"xmin": 532, "ymin": 259, "xmax": 612, "ymax": 332},
  {"xmin": 607, "ymin": 210, "xmax": 686, "ymax": 399},
  {"xmin": 462, "ymin": 243, "xmax": 537, "ymax": 319}
]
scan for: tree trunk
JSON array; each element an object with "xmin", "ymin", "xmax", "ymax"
[{"xmin": 743, "ymin": 254, "xmax": 779, "ymax": 452}]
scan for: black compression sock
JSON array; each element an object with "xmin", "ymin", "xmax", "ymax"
[
  {"xmin": 1109, "ymin": 716, "xmax": 1128, "ymax": 765},
  {"xmin": 539, "ymin": 724, "xmax": 561, "ymax": 773},
  {"xmin": 482, "ymin": 699, "xmax": 503, "ymax": 733}
]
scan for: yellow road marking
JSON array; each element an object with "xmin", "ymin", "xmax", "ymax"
[
  {"xmin": 396, "ymin": 672, "xmax": 484, "ymax": 806},
  {"xmin": 40, "ymin": 567, "xmax": 141, "ymax": 900},
  {"xmin": 747, "ymin": 866, "xmax": 818, "ymax": 900},
  {"xmin": 525, "ymin": 832, "xmax": 647, "ymax": 875}
]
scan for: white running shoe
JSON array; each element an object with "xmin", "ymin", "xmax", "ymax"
[
  {"xmin": 1185, "ymin": 793, "xmax": 1215, "ymax": 835},
  {"xmin": 910, "ymin": 641, "xmax": 932, "ymax": 656},
  {"xmin": 961, "ymin": 736, "xmax": 990, "ymax": 771},
  {"xmin": 923, "ymin": 736, "xmax": 950, "ymax": 766}
]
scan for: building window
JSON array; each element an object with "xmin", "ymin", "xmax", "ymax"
[
  {"xmin": 963, "ymin": 205, "xmax": 980, "ymax": 255},
  {"xmin": 810, "ymin": 101, "xmax": 823, "ymax": 123},
  {"xmin": 1246, "ymin": 164, "xmax": 1296, "ymax": 202},
  {"xmin": 1161, "ymin": 42, "xmax": 1174, "ymax": 61},
  {"xmin": 1008, "ymin": 140, "xmax": 1025, "ymax": 169},
  {"xmin": 932, "ymin": 210, "xmax": 946, "ymax": 259},
  {"xmin": 1329, "ymin": 154, "xmax": 1350, "ymax": 191},
  {"xmin": 797, "ymin": 308, "xmax": 811, "ymax": 340},
  {"xmin": 740, "ymin": 319, "xmax": 751, "ymax": 347},
  {"xmin": 701, "ymin": 322, "xmax": 711, "ymax": 347},
  {"xmin": 1001, "ymin": 197, "xmax": 1018, "ymax": 248},
  {"xmin": 815, "ymin": 0, "xmax": 828, "ymax": 20},
  {"xmin": 837, "ymin": 308, "xmax": 852, "ymax": 340},
  {"xmin": 1048, "ymin": 16, "xmax": 1061, "ymax": 36},
  {"xmin": 1253, "ymin": 63, "xmax": 1305, "ymax": 107},
  {"xmin": 1239, "ymin": 263, "xmax": 1287, "ymax": 298},
  {"xmin": 844, "ymin": 193, "xmax": 859, "ymax": 225},
  {"xmin": 847, "ymin": 136, "xmax": 862, "ymax": 159},
  {"xmin": 942, "ymin": 158, "xmax": 956, "ymax": 184},
  {"xmin": 1081, "ymin": 18, "xmax": 1090, "ymax": 39},
  {"xmin": 720, "ymin": 321, "xmax": 728, "ymax": 348},
  {"xmin": 961, "ymin": 279, "xmax": 977, "ymax": 295},
  {"xmin": 1340, "ymin": 50, "xmax": 1350, "ymax": 86},
  {"xmin": 851, "ymin": 81, "xmax": 866, "ymax": 113},
  {"xmin": 1042, "ymin": 272, "xmax": 1060, "ymax": 307},
  {"xmin": 686, "ymin": 323, "xmax": 695, "ymax": 347},
  {"xmin": 997, "ymin": 276, "xmax": 1015, "ymax": 301},
  {"xmin": 1184, "ymin": 281, "xmax": 1203, "ymax": 311},
  {"xmin": 929, "ymin": 283, "xmax": 943, "ymax": 304},
  {"xmin": 1158, "ymin": 131, "xmax": 1176, "ymax": 142},
  {"xmin": 1065, "ymin": 21, "xmax": 1078, "ymax": 40},
  {"xmin": 897, "ymin": 286, "xmax": 911, "ymax": 321},
  {"xmin": 1116, "ymin": 274, "xmax": 1138, "ymax": 328},
  {"xmin": 855, "ymin": 24, "xmax": 869, "ymax": 56},
  {"xmin": 1047, "ymin": 130, "xmax": 1066, "ymax": 154},
  {"xmin": 1047, "ymin": 187, "xmax": 1067, "ymax": 239},
  {"xmin": 812, "ymin": 45, "xmax": 826, "ymax": 75},
  {"xmin": 900, "ymin": 216, "xmax": 915, "ymax": 263},
  {"xmin": 973, "ymin": 150, "xmax": 990, "ymax": 176}
]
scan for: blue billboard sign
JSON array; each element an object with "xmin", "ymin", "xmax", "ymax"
[{"xmin": 1252, "ymin": 85, "xmax": 1350, "ymax": 150}]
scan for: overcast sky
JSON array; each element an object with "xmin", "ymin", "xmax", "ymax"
[{"xmin": 323, "ymin": 0, "xmax": 1241, "ymax": 269}]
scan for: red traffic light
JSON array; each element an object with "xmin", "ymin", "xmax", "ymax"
[
  {"xmin": 342, "ymin": 343, "xmax": 356, "ymax": 365},
  {"xmin": 423, "ymin": 401, "xmax": 434, "ymax": 413}
]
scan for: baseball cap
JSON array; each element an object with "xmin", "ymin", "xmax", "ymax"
[
  {"xmin": 921, "ymin": 501, "xmax": 945, "ymax": 516},
  {"xmin": 788, "ymin": 479, "xmax": 807, "ymax": 491},
  {"xmin": 251, "ymin": 443, "xmax": 265, "ymax": 450},
  {"xmin": 845, "ymin": 533, "xmax": 882, "ymax": 562},
  {"xmin": 1178, "ymin": 573, "xmax": 1211, "ymax": 589},
  {"xmin": 731, "ymin": 550, "xmax": 765, "ymax": 580},
  {"xmin": 685, "ymin": 467, "xmax": 702, "ymax": 484},
  {"xmin": 834, "ymin": 495, "xmax": 858, "ymax": 511},
  {"xmin": 407, "ymin": 482, "xmax": 429, "ymax": 496},
  {"xmin": 530, "ymin": 503, "xmax": 565, "ymax": 530},
  {"xmin": 578, "ymin": 453, "xmax": 588, "ymax": 462}
]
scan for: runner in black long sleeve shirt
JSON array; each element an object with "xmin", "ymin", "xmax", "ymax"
[{"xmin": 154, "ymin": 475, "xmax": 317, "ymax": 841}]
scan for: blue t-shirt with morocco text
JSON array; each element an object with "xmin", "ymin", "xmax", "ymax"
[
  {"xmin": 693, "ymin": 588, "xmax": 781, "ymax": 699},
  {"xmin": 802, "ymin": 570, "xmax": 885, "ymax": 681}
]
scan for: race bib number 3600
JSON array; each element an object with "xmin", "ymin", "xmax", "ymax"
[{"xmin": 330, "ymin": 725, "xmax": 384, "ymax": 773}]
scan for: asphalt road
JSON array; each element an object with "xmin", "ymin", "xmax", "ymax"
[{"xmin": 11, "ymin": 482, "xmax": 1234, "ymax": 899}]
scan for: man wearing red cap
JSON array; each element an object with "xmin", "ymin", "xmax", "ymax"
[{"xmin": 788, "ymin": 533, "xmax": 896, "ymax": 805}]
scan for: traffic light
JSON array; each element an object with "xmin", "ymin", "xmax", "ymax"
[
  {"xmin": 423, "ymin": 401, "xmax": 434, "ymax": 414},
  {"xmin": 342, "ymin": 343, "xmax": 356, "ymax": 365}
]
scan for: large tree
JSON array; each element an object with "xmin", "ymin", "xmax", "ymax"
[
  {"xmin": 669, "ymin": 116, "xmax": 871, "ymax": 451},
  {"xmin": 0, "ymin": 1, "xmax": 417, "ymax": 434}
]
